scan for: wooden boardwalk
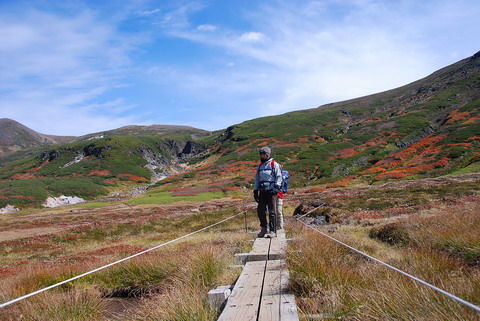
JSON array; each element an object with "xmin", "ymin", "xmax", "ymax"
[{"xmin": 218, "ymin": 230, "xmax": 299, "ymax": 321}]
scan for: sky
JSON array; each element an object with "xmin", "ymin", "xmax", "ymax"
[{"xmin": 0, "ymin": 0, "xmax": 479, "ymax": 136}]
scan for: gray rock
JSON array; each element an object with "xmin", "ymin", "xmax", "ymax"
[{"xmin": 0, "ymin": 204, "xmax": 20, "ymax": 214}]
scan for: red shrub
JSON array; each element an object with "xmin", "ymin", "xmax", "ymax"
[{"xmin": 117, "ymin": 173, "xmax": 148, "ymax": 182}]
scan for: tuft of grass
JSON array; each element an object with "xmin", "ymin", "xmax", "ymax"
[
  {"xmin": 190, "ymin": 248, "xmax": 226, "ymax": 288},
  {"xmin": 89, "ymin": 255, "xmax": 179, "ymax": 298},
  {"xmin": 1, "ymin": 287, "xmax": 107, "ymax": 321},
  {"xmin": 369, "ymin": 222, "xmax": 411, "ymax": 245}
]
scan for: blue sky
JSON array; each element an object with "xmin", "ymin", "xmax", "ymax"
[{"xmin": 1, "ymin": 0, "xmax": 479, "ymax": 136}]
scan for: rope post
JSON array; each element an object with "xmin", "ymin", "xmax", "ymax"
[{"xmin": 244, "ymin": 209, "xmax": 248, "ymax": 233}]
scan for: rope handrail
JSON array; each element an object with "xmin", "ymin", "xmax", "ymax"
[
  {"xmin": 297, "ymin": 219, "xmax": 480, "ymax": 313},
  {"xmin": 0, "ymin": 210, "xmax": 247, "ymax": 309}
]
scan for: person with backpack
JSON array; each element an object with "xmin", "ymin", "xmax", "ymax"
[
  {"xmin": 253, "ymin": 146, "xmax": 282, "ymax": 238},
  {"xmin": 276, "ymin": 169, "xmax": 289, "ymax": 230}
]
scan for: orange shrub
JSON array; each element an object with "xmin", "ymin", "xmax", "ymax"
[
  {"xmin": 375, "ymin": 172, "xmax": 408, "ymax": 180},
  {"xmin": 446, "ymin": 110, "xmax": 470, "ymax": 124},
  {"xmin": 11, "ymin": 173, "xmax": 36, "ymax": 180},
  {"xmin": 305, "ymin": 187, "xmax": 327, "ymax": 193},
  {"xmin": 327, "ymin": 177, "xmax": 353, "ymax": 188},
  {"xmin": 339, "ymin": 148, "xmax": 358, "ymax": 158},
  {"xmin": 87, "ymin": 169, "xmax": 111, "ymax": 176},
  {"xmin": 433, "ymin": 159, "xmax": 449, "ymax": 168},
  {"xmin": 361, "ymin": 167, "xmax": 387, "ymax": 175},
  {"xmin": 463, "ymin": 115, "xmax": 480, "ymax": 124}
]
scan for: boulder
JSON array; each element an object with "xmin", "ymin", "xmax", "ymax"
[
  {"xmin": 43, "ymin": 195, "xmax": 85, "ymax": 208},
  {"xmin": 0, "ymin": 204, "xmax": 20, "ymax": 214}
]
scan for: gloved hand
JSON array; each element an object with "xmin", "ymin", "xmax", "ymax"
[
  {"xmin": 271, "ymin": 185, "xmax": 280, "ymax": 195},
  {"xmin": 253, "ymin": 190, "xmax": 259, "ymax": 203}
]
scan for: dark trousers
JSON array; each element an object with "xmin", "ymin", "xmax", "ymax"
[{"xmin": 257, "ymin": 191, "xmax": 276, "ymax": 232}]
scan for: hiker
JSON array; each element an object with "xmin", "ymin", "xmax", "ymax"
[
  {"xmin": 253, "ymin": 146, "xmax": 282, "ymax": 238},
  {"xmin": 276, "ymin": 169, "xmax": 289, "ymax": 230}
]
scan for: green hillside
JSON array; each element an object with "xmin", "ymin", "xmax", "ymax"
[
  {"xmin": 148, "ymin": 51, "xmax": 480, "ymax": 194},
  {"xmin": 0, "ymin": 135, "xmax": 206, "ymax": 208},
  {"xmin": 0, "ymin": 51, "xmax": 479, "ymax": 208}
]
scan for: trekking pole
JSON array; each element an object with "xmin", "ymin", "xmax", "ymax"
[{"xmin": 273, "ymin": 193, "xmax": 278, "ymax": 237}]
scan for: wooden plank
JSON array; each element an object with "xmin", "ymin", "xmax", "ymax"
[
  {"xmin": 217, "ymin": 260, "xmax": 266, "ymax": 321},
  {"xmin": 258, "ymin": 260, "xmax": 282, "ymax": 321},
  {"xmin": 250, "ymin": 237, "xmax": 271, "ymax": 255},
  {"xmin": 258, "ymin": 259, "xmax": 299, "ymax": 321},
  {"xmin": 217, "ymin": 230, "xmax": 299, "ymax": 321},
  {"xmin": 268, "ymin": 230, "xmax": 287, "ymax": 260},
  {"xmin": 235, "ymin": 236, "xmax": 274, "ymax": 263}
]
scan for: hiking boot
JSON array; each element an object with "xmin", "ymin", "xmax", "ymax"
[
  {"xmin": 257, "ymin": 228, "xmax": 267, "ymax": 238},
  {"xmin": 266, "ymin": 231, "xmax": 276, "ymax": 238}
]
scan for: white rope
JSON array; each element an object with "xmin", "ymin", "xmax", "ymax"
[
  {"xmin": 0, "ymin": 210, "xmax": 246, "ymax": 309},
  {"xmin": 298, "ymin": 220, "xmax": 480, "ymax": 313}
]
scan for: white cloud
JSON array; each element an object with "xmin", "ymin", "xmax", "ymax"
[
  {"xmin": 197, "ymin": 24, "xmax": 217, "ymax": 31},
  {"xmin": 154, "ymin": 0, "xmax": 480, "ymax": 120},
  {"xmin": 238, "ymin": 31, "xmax": 264, "ymax": 42},
  {"xmin": 0, "ymin": 8, "xmax": 140, "ymax": 135},
  {"xmin": 137, "ymin": 8, "xmax": 161, "ymax": 16}
]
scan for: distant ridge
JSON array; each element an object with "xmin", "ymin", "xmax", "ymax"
[
  {"xmin": 0, "ymin": 118, "xmax": 76, "ymax": 156},
  {"xmin": 0, "ymin": 119, "xmax": 210, "ymax": 157},
  {"xmin": 79, "ymin": 124, "xmax": 210, "ymax": 141}
]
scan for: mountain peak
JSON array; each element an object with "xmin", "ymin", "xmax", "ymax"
[{"xmin": 0, "ymin": 119, "xmax": 75, "ymax": 156}]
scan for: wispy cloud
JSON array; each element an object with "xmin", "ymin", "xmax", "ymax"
[
  {"xmin": 197, "ymin": 24, "xmax": 217, "ymax": 31},
  {"xmin": 238, "ymin": 32, "xmax": 265, "ymax": 42},
  {"xmin": 0, "ymin": 7, "xmax": 140, "ymax": 135},
  {"xmin": 1, "ymin": 0, "xmax": 478, "ymax": 134},
  {"xmin": 137, "ymin": 8, "xmax": 161, "ymax": 16},
  {"xmin": 150, "ymin": 0, "xmax": 480, "ymax": 120}
]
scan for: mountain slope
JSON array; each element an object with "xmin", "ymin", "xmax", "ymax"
[
  {"xmin": 151, "ymin": 50, "xmax": 480, "ymax": 194},
  {"xmin": 0, "ymin": 118, "xmax": 75, "ymax": 156},
  {"xmin": 0, "ymin": 126, "xmax": 209, "ymax": 207}
]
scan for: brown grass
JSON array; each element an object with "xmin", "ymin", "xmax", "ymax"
[
  {"xmin": 0, "ymin": 202, "xmax": 256, "ymax": 320},
  {"xmin": 287, "ymin": 197, "xmax": 480, "ymax": 320}
]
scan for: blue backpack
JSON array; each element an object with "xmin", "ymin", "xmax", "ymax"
[{"xmin": 281, "ymin": 170, "xmax": 289, "ymax": 193}]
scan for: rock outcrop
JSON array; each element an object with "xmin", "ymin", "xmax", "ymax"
[
  {"xmin": 43, "ymin": 195, "xmax": 86, "ymax": 208},
  {"xmin": 0, "ymin": 204, "xmax": 20, "ymax": 214}
]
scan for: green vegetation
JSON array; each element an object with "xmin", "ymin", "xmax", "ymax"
[{"xmin": 126, "ymin": 191, "xmax": 228, "ymax": 205}]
